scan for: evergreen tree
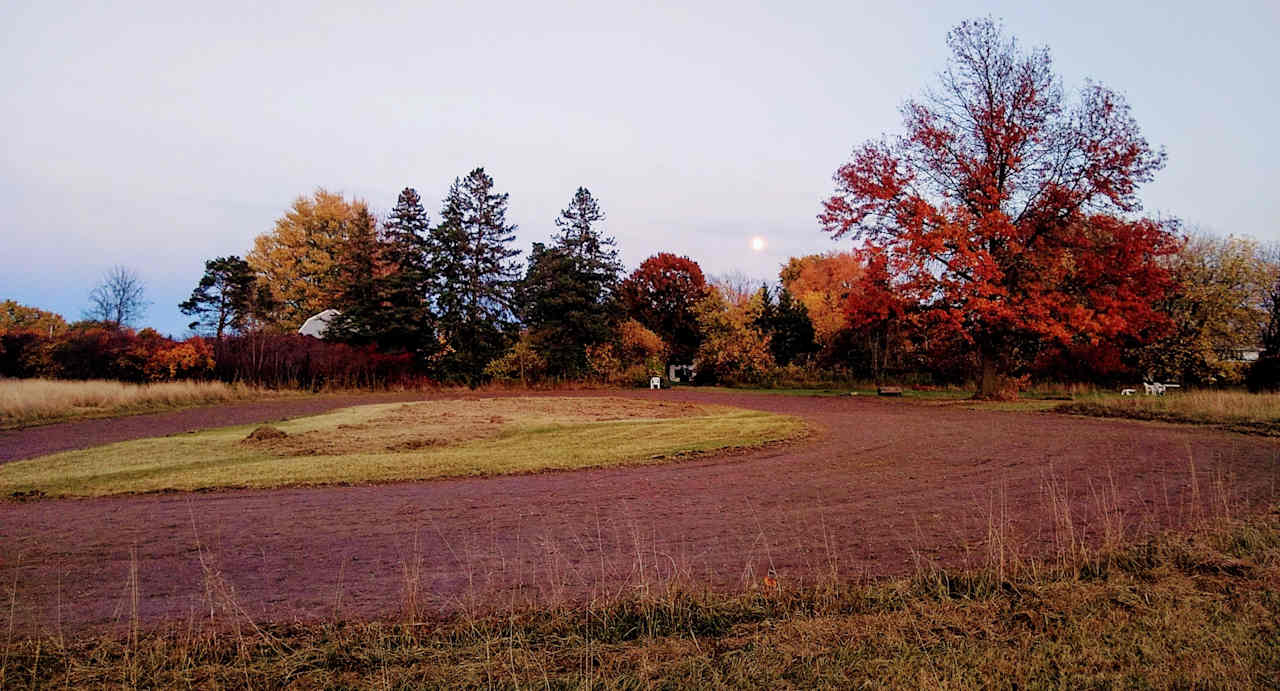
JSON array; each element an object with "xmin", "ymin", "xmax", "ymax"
[
  {"xmin": 179, "ymin": 256, "xmax": 257, "ymax": 339},
  {"xmin": 1263, "ymin": 277, "xmax": 1280, "ymax": 358},
  {"xmin": 754, "ymin": 285, "xmax": 817, "ymax": 366},
  {"xmin": 328, "ymin": 207, "xmax": 383, "ymax": 344},
  {"xmin": 377, "ymin": 188, "xmax": 437, "ymax": 357},
  {"xmin": 520, "ymin": 188, "xmax": 624, "ymax": 378},
  {"xmin": 428, "ymin": 168, "xmax": 522, "ymax": 383},
  {"xmin": 554, "ymin": 188, "xmax": 622, "ymax": 277},
  {"xmin": 773, "ymin": 287, "xmax": 818, "ymax": 365}
]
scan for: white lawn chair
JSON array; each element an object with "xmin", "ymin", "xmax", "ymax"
[{"xmin": 649, "ymin": 376, "xmax": 662, "ymax": 390}]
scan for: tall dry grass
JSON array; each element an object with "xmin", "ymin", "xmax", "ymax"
[
  {"xmin": 1058, "ymin": 390, "xmax": 1280, "ymax": 433},
  {"xmin": 0, "ymin": 378, "xmax": 283, "ymax": 429}
]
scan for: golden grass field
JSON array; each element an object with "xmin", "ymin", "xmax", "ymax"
[
  {"xmin": 1056, "ymin": 390, "xmax": 1280, "ymax": 433},
  {"xmin": 0, "ymin": 396, "xmax": 806, "ymax": 498},
  {"xmin": 0, "ymin": 378, "xmax": 284, "ymax": 429}
]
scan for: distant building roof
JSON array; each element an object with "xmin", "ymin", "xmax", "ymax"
[{"xmin": 298, "ymin": 309, "xmax": 341, "ymax": 339}]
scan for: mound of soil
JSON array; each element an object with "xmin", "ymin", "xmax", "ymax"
[{"xmin": 243, "ymin": 425, "xmax": 289, "ymax": 442}]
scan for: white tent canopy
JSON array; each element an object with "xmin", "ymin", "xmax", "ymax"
[{"xmin": 297, "ymin": 309, "xmax": 341, "ymax": 339}]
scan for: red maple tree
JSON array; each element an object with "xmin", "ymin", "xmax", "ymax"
[
  {"xmin": 821, "ymin": 18, "xmax": 1181, "ymax": 397},
  {"xmin": 618, "ymin": 253, "xmax": 708, "ymax": 362}
]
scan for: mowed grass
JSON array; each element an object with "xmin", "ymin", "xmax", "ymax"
[
  {"xmin": 4, "ymin": 512, "xmax": 1277, "ymax": 687},
  {"xmin": 0, "ymin": 397, "xmax": 806, "ymax": 498},
  {"xmin": 1057, "ymin": 390, "xmax": 1280, "ymax": 434},
  {"xmin": 0, "ymin": 378, "xmax": 286, "ymax": 429}
]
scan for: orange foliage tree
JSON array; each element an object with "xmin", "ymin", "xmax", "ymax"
[
  {"xmin": 779, "ymin": 251, "xmax": 863, "ymax": 351},
  {"xmin": 820, "ymin": 19, "xmax": 1179, "ymax": 397}
]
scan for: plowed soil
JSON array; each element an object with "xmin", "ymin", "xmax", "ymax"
[{"xmin": 1, "ymin": 390, "xmax": 1277, "ymax": 635}]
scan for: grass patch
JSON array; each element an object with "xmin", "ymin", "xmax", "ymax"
[
  {"xmin": 4, "ymin": 512, "xmax": 1277, "ymax": 687},
  {"xmin": 0, "ymin": 397, "xmax": 806, "ymax": 498},
  {"xmin": 1056, "ymin": 390, "xmax": 1280, "ymax": 435},
  {"xmin": 0, "ymin": 378, "xmax": 290, "ymax": 429}
]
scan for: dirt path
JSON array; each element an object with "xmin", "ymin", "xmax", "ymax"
[
  {"xmin": 0, "ymin": 392, "xmax": 429, "ymax": 463},
  {"xmin": 1, "ymin": 390, "xmax": 1277, "ymax": 635}
]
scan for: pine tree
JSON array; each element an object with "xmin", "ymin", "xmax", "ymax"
[
  {"xmin": 328, "ymin": 207, "xmax": 383, "ymax": 344},
  {"xmin": 376, "ymin": 188, "xmax": 436, "ymax": 357},
  {"xmin": 772, "ymin": 287, "xmax": 818, "ymax": 365},
  {"xmin": 427, "ymin": 168, "xmax": 522, "ymax": 383},
  {"xmin": 521, "ymin": 188, "xmax": 624, "ymax": 378},
  {"xmin": 179, "ymin": 256, "xmax": 257, "ymax": 339},
  {"xmin": 554, "ymin": 188, "xmax": 621, "ymax": 277}
]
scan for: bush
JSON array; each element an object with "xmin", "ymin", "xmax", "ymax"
[{"xmin": 1246, "ymin": 356, "xmax": 1280, "ymax": 392}]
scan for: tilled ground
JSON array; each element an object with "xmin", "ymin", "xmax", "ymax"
[{"xmin": 1, "ymin": 390, "xmax": 1277, "ymax": 635}]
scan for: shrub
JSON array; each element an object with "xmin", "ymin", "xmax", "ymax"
[{"xmin": 1246, "ymin": 356, "xmax": 1280, "ymax": 393}]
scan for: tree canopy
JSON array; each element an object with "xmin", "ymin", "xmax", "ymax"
[
  {"xmin": 820, "ymin": 18, "xmax": 1179, "ymax": 397},
  {"xmin": 619, "ymin": 253, "xmax": 708, "ymax": 363},
  {"xmin": 178, "ymin": 255, "xmax": 262, "ymax": 339},
  {"xmin": 428, "ymin": 168, "xmax": 523, "ymax": 383},
  {"xmin": 521, "ymin": 188, "xmax": 623, "ymax": 377},
  {"xmin": 248, "ymin": 189, "xmax": 371, "ymax": 329}
]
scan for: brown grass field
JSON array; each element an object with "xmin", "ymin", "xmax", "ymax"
[
  {"xmin": 1, "ymin": 388, "xmax": 1278, "ymax": 687},
  {"xmin": 1058, "ymin": 389, "xmax": 1280, "ymax": 435},
  {"xmin": 0, "ymin": 378, "xmax": 288, "ymax": 429}
]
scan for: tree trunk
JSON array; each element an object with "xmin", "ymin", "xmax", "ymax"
[{"xmin": 978, "ymin": 346, "xmax": 999, "ymax": 399}]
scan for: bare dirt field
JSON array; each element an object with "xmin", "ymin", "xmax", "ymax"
[{"xmin": 1, "ymin": 390, "xmax": 1277, "ymax": 636}]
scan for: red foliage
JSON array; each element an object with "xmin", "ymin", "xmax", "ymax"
[
  {"xmin": 820, "ymin": 19, "xmax": 1179, "ymax": 395},
  {"xmin": 212, "ymin": 333, "xmax": 419, "ymax": 389},
  {"xmin": 618, "ymin": 253, "xmax": 708, "ymax": 362},
  {"xmin": 0, "ymin": 328, "xmax": 420, "ymax": 389}
]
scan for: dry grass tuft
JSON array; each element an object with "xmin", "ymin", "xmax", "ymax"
[
  {"xmin": 242, "ymin": 425, "xmax": 288, "ymax": 442},
  {"xmin": 0, "ymin": 378, "xmax": 284, "ymax": 429},
  {"xmin": 1057, "ymin": 390, "xmax": 1280, "ymax": 434},
  {"xmin": 3, "ymin": 510, "xmax": 1277, "ymax": 687}
]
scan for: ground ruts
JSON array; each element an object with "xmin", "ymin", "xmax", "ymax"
[{"xmin": 1, "ymin": 390, "xmax": 1277, "ymax": 635}]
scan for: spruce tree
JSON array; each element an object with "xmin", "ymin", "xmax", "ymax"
[
  {"xmin": 328, "ymin": 207, "xmax": 383, "ymax": 344},
  {"xmin": 754, "ymin": 285, "xmax": 817, "ymax": 366},
  {"xmin": 520, "ymin": 187, "xmax": 624, "ymax": 377},
  {"xmin": 427, "ymin": 168, "xmax": 522, "ymax": 383},
  {"xmin": 377, "ymin": 187, "xmax": 436, "ymax": 357}
]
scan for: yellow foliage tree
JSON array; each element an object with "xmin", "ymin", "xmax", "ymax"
[
  {"xmin": 247, "ymin": 189, "xmax": 371, "ymax": 329},
  {"xmin": 694, "ymin": 286, "xmax": 774, "ymax": 383},
  {"xmin": 0, "ymin": 300, "xmax": 67, "ymax": 335},
  {"xmin": 1140, "ymin": 233, "xmax": 1279, "ymax": 383},
  {"xmin": 779, "ymin": 251, "xmax": 863, "ymax": 350}
]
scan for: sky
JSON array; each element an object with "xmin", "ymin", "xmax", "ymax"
[{"xmin": 2, "ymin": 0, "xmax": 1277, "ymax": 336}]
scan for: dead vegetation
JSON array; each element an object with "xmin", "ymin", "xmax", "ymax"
[
  {"xmin": 1057, "ymin": 390, "xmax": 1280, "ymax": 435},
  {"xmin": 239, "ymin": 397, "xmax": 708, "ymax": 456},
  {"xmin": 3, "ymin": 510, "xmax": 1277, "ymax": 688},
  {"xmin": 0, "ymin": 378, "xmax": 286, "ymax": 429}
]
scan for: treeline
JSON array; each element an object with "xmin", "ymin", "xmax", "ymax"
[{"xmin": 5, "ymin": 170, "xmax": 1280, "ymax": 392}]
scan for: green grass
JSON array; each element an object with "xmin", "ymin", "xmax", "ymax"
[
  {"xmin": 0, "ymin": 397, "xmax": 807, "ymax": 498},
  {"xmin": 4, "ymin": 512, "xmax": 1277, "ymax": 687}
]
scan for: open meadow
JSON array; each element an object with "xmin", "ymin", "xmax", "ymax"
[
  {"xmin": 1, "ymin": 388, "xmax": 1278, "ymax": 686},
  {"xmin": 0, "ymin": 378, "xmax": 287, "ymax": 429}
]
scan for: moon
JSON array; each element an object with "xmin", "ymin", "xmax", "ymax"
[{"xmin": 750, "ymin": 236, "xmax": 766, "ymax": 252}]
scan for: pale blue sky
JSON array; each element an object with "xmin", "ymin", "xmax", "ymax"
[{"xmin": 2, "ymin": 0, "xmax": 1277, "ymax": 335}]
